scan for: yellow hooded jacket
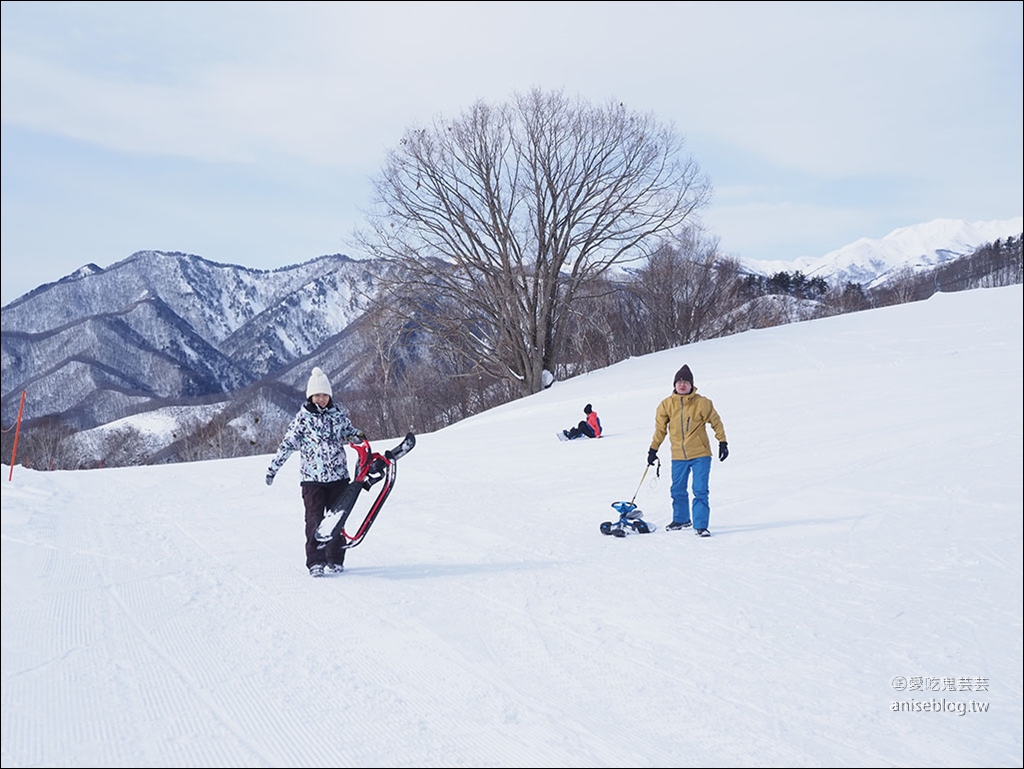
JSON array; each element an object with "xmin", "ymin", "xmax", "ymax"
[{"xmin": 650, "ymin": 385, "xmax": 727, "ymax": 460}]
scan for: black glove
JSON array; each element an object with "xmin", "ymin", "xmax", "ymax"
[
  {"xmin": 719, "ymin": 442, "xmax": 729, "ymax": 462},
  {"xmin": 647, "ymin": 448, "xmax": 658, "ymax": 466},
  {"xmin": 265, "ymin": 470, "xmax": 275, "ymax": 486}
]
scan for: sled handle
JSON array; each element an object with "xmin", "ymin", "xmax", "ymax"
[{"xmin": 629, "ymin": 464, "xmax": 650, "ymax": 506}]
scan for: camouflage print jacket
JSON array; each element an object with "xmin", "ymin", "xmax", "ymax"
[{"xmin": 267, "ymin": 400, "xmax": 363, "ymax": 484}]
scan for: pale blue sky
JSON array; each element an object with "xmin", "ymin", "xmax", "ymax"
[{"xmin": 2, "ymin": 1, "xmax": 1021, "ymax": 305}]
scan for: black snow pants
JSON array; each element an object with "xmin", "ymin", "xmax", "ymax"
[{"xmin": 302, "ymin": 479, "xmax": 350, "ymax": 568}]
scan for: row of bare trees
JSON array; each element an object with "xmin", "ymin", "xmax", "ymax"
[
  {"xmin": 1, "ymin": 417, "xmax": 151, "ymax": 471},
  {"xmin": 338, "ymin": 231, "xmax": 1021, "ymax": 440},
  {"xmin": 338, "ymin": 234, "xmax": 807, "ymax": 438},
  {"xmin": 4, "ymin": 231, "xmax": 1017, "ymax": 471}
]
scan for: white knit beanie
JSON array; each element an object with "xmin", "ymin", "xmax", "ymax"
[{"xmin": 306, "ymin": 366, "xmax": 333, "ymax": 398}]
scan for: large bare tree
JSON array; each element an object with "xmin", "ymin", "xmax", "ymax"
[{"xmin": 356, "ymin": 88, "xmax": 711, "ymax": 396}]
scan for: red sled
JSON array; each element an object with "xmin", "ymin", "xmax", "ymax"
[{"xmin": 315, "ymin": 432, "xmax": 416, "ymax": 550}]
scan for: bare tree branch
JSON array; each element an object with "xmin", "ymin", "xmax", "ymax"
[{"xmin": 356, "ymin": 88, "xmax": 711, "ymax": 396}]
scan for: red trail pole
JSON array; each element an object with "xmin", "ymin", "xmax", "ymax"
[{"xmin": 8, "ymin": 390, "xmax": 26, "ymax": 481}]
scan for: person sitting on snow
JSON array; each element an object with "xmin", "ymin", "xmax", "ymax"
[{"xmin": 561, "ymin": 403, "xmax": 602, "ymax": 440}]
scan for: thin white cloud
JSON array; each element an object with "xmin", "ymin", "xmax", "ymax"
[{"xmin": 1, "ymin": 1, "xmax": 1021, "ymax": 302}]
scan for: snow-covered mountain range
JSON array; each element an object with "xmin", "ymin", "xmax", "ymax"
[
  {"xmin": 1, "ymin": 251, "xmax": 387, "ymax": 431},
  {"xmin": 741, "ymin": 216, "xmax": 1022, "ymax": 288},
  {"xmin": 1, "ymin": 217, "xmax": 1021, "ymax": 447}
]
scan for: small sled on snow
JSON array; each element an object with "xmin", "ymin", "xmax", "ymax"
[
  {"xmin": 315, "ymin": 432, "xmax": 415, "ymax": 550},
  {"xmin": 600, "ymin": 500, "xmax": 657, "ymax": 537},
  {"xmin": 600, "ymin": 461, "xmax": 660, "ymax": 538}
]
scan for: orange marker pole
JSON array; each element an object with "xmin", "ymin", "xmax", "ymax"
[{"xmin": 8, "ymin": 391, "xmax": 26, "ymax": 481}]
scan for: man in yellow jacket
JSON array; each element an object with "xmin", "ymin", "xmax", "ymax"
[{"xmin": 647, "ymin": 364, "xmax": 728, "ymax": 537}]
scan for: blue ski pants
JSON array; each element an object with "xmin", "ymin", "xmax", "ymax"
[{"xmin": 671, "ymin": 455, "xmax": 712, "ymax": 529}]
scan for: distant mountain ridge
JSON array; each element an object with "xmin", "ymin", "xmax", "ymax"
[
  {"xmin": 2, "ymin": 250, "xmax": 386, "ymax": 432},
  {"xmin": 741, "ymin": 217, "xmax": 1023, "ymax": 288},
  {"xmin": 2, "ymin": 217, "xmax": 1020, "ymax": 456}
]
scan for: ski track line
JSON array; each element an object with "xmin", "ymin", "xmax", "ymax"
[
  {"xmin": 369, "ymin": 569, "xmax": 679, "ymax": 767},
  {"xmin": 506, "ymin": 530, "xmax": 920, "ymax": 765},
  {"xmin": 126, "ymin": 473, "xmax": 578, "ymax": 767},
  {"xmin": 414, "ymin": 546, "xmax": 813, "ymax": 766},
  {"xmin": 39, "ymin": 487, "xmax": 279, "ymax": 766},
  {"xmin": 159, "ymin": 510, "xmax": 482, "ymax": 766},
  {"xmin": 6, "ymin": 476, "xmax": 376, "ymax": 767},
  {"xmin": 267, "ymin": 491, "xmax": 735, "ymax": 767},
  {"xmin": 294, "ymin": 482, "xmax": 683, "ymax": 762},
  {"xmin": 280, "ymin": 542, "xmax": 671, "ymax": 767},
  {"xmin": 160, "ymin": 502, "xmax": 625, "ymax": 767},
  {"xmin": 658, "ymin": 517, "xmax": 1018, "ymax": 766}
]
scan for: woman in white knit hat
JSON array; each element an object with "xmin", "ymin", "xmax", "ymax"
[{"xmin": 265, "ymin": 366, "xmax": 366, "ymax": 577}]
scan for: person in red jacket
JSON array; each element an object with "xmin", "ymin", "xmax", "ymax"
[{"xmin": 561, "ymin": 403, "xmax": 602, "ymax": 440}]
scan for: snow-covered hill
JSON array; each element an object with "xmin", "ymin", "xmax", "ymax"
[{"xmin": 3, "ymin": 284, "xmax": 1021, "ymax": 767}]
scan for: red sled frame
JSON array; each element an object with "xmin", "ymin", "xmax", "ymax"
[{"xmin": 315, "ymin": 432, "xmax": 415, "ymax": 550}]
